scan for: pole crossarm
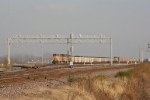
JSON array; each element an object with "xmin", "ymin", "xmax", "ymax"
[{"xmin": 9, "ymin": 34, "xmax": 111, "ymax": 44}]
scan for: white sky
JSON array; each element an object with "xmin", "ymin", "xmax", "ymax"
[{"xmin": 0, "ymin": 0, "xmax": 150, "ymax": 59}]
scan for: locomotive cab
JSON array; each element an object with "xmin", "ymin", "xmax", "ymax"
[{"xmin": 52, "ymin": 54, "xmax": 59, "ymax": 64}]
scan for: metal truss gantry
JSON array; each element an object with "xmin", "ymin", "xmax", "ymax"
[
  {"xmin": 8, "ymin": 33, "xmax": 113, "ymax": 65},
  {"xmin": 141, "ymin": 49, "xmax": 150, "ymax": 62}
]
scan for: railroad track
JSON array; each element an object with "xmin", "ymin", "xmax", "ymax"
[{"xmin": 0, "ymin": 64, "xmax": 135, "ymax": 88}]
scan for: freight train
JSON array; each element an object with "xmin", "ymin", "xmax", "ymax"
[{"xmin": 52, "ymin": 54, "xmax": 139, "ymax": 64}]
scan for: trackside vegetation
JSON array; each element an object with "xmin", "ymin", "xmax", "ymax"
[
  {"xmin": 2, "ymin": 63, "xmax": 150, "ymax": 100},
  {"xmin": 67, "ymin": 76, "xmax": 86, "ymax": 82},
  {"xmin": 115, "ymin": 70, "xmax": 134, "ymax": 78}
]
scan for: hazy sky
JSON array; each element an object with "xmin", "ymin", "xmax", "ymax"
[{"xmin": 0, "ymin": 0, "xmax": 150, "ymax": 59}]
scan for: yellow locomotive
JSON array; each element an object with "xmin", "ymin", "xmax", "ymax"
[{"xmin": 52, "ymin": 54, "xmax": 70, "ymax": 64}]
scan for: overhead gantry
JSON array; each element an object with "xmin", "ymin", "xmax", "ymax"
[{"xmin": 7, "ymin": 34, "xmax": 113, "ymax": 65}]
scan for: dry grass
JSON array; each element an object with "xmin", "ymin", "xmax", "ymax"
[
  {"xmin": 2, "ymin": 63, "xmax": 150, "ymax": 100},
  {"xmin": 119, "ymin": 63, "xmax": 150, "ymax": 100},
  {"xmin": 6, "ymin": 77, "xmax": 127, "ymax": 100},
  {"xmin": 12, "ymin": 85, "xmax": 94, "ymax": 100}
]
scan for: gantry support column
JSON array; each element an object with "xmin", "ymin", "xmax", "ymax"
[
  {"xmin": 110, "ymin": 38, "xmax": 113, "ymax": 66},
  {"xmin": 7, "ymin": 38, "xmax": 10, "ymax": 65}
]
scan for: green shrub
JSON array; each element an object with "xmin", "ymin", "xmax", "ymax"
[
  {"xmin": 115, "ymin": 70, "xmax": 133, "ymax": 78},
  {"xmin": 67, "ymin": 76, "xmax": 86, "ymax": 82},
  {"xmin": 94, "ymin": 74, "xmax": 106, "ymax": 80}
]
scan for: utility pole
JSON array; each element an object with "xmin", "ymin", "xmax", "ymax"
[
  {"xmin": 22, "ymin": 42, "xmax": 24, "ymax": 64},
  {"xmin": 34, "ymin": 43, "xmax": 36, "ymax": 64},
  {"xmin": 142, "ymin": 51, "xmax": 144, "ymax": 63},
  {"xmin": 148, "ymin": 44, "xmax": 150, "ymax": 61},
  {"xmin": 42, "ymin": 43, "xmax": 43, "ymax": 64},
  {"xmin": 67, "ymin": 38, "xmax": 69, "ymax": 64},
  {"xmin": 70, "ymin": 33, "xmax": 73, "ymax": 66},
  {"xmin": 110, "ymin": 38, "xmax": 113, "ymax": 66},
  {"xmin": 139, "ymin": 44, "xmax": 141, "ymax": 62}
]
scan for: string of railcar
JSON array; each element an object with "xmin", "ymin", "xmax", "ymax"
[{"xmin": 52, "ymin": 54, "xmax": 139, "ymax": 64}]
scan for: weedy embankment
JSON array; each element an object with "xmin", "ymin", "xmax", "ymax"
[{"xmin": 1, "ymin": 63, "xmax": 150, "ymax": 100}]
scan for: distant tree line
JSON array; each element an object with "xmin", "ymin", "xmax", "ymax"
[{"xmin": 0, "ymin": 53, "xmax": 52, "ymax": 65}]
